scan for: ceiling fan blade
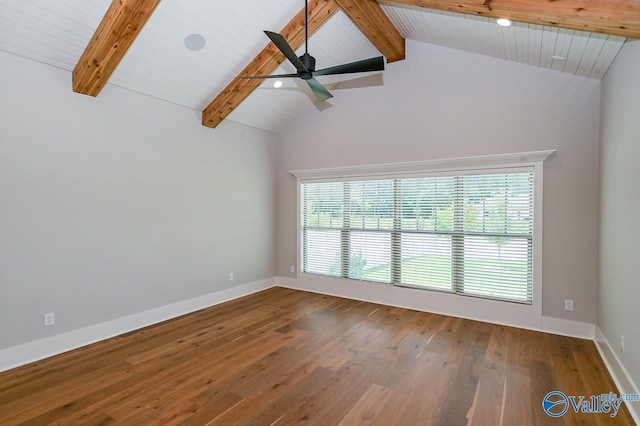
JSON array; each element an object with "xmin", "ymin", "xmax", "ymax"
[
  {"xmin": 306, "ymin": 78, "xmax": 333, "ymax": 103},
  {"xmin": 264, "ymin": 31, "xmax": 308, "ymax": 74},
  {"xmin": 238, "ymin": 73, "xmax": 299, "ymax": 79},
  {"xmin": 313, "ymin": 56, "xmax": 385, "ymax": 77}
]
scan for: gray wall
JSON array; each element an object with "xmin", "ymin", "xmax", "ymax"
[
  {"xmin": 276, "ymin": 40, "xmax": 601, "ymax": 323},
  {"xmin": 599, "ymin": 40, "xmax": 640, "ymax": 388},
  {"xmin": 0, "ymin": 51, "xmax": 277, "ymax": 349},
  {"xmin": 0, "ymin": 37, "xmax": 614, "ymax": 353}
]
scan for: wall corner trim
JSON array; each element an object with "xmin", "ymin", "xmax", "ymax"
[{"xmin": 0, "ymin": 278, "xmax": 276, "ymax": 373}]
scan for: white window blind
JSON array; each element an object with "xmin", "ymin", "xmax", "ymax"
[{"xmin": 301, "ymin": 171, "xmax": 534, "ymax": 304}]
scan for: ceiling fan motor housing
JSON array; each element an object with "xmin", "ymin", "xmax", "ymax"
[{"xmin": 299, "ymin": 52, "xmax": 316, "ymax": 79}]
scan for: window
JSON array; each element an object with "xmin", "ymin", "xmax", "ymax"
[{"xmin": 301, "ymin": 170, "xmax": 534, "ymax": 304}]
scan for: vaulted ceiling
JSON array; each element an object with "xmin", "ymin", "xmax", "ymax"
[{"xmin": 1, "ymin": 0, "xmax": 638, "ymax": 133}]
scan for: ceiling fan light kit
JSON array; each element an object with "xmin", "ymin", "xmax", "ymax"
[{"xmin": 240, "ymin": 0, "xmax": 384, "ymax": 103}]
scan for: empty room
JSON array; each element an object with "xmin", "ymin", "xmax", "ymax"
[{"xmin": 1, "ymin": 0, "xmax": 639, "ymax": 424}]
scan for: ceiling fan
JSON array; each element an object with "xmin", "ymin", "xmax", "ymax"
[{"xmin": 240, "ymin": 0, "xmax": 385, "ymax": 102}]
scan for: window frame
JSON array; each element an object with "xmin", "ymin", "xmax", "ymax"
[{"xmin": 291, "ymin": 151, "xmax": 554, "ymax": 317}]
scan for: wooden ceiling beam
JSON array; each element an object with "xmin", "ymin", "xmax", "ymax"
[
  {"xmin": 334, "ymin": 0, "xmax": 405, "ymax": 62},
  {"xmin": 381, "ymin": 0, "xmax": 640, "ymax": 39},
  {"xmin": 72, "ymin": 0, "xmax": 160, "ymax": 96},
  {"xmin": 202, "ymin": 0, "xmax": 341, "ymax": 129}
]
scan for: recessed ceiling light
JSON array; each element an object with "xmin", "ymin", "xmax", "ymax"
[
  {"xmin": 497, "ymin": 18, "xmax": 512, "ymax": 27},
  {"xmin": 551, "ymin": 55, "xmax": 566, "ymax": 61},
  {"xmin": 273, "ymin": 80, "xmax": 283, "ymax": 88},
  {"xmin": 184, "ymin": 33, "xmax": 206, "ymax": 51}
]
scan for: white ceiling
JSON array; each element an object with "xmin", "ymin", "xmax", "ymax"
[{"xmin": 0, "ymin": 0, "xmax": 626, "ymax": 133}]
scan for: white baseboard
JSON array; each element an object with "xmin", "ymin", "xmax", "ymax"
[
  {"xmin": 276, "ymin": 275, "xmax": 594, "ymax": 340},
  {"xmin": 541, "ymin": 316, "xmax": 595, "ymax": 340},
  {"xmin": 594, "ymin": 327, "xmax": 640, "ymax": 424},
  {"xmin": 275, "ymin": 276, "xmax": 542, "ymax": 331},
  {"xmin": 0, "ymin": 278, "xmax": 276, "ymax": 372}
]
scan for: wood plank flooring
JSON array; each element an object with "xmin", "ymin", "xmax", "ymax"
[{"xmin": 0, "ymin": 287, "xmax": 634, "ymax": 425}]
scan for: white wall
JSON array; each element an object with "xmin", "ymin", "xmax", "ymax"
[
  {"xmin": 599, "ymin": 40, "xmax": 640, "ymax": 390},
  {"xmin": 0, "ymin": 50, "xmax": 276, "ymax": 350},
  {"xmin": 276, "ymin": 40, "xmax": 601, "ymax": 324}
]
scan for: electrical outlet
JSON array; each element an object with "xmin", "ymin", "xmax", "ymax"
[
  {"xmin": 44, "ymin": 312, "xmax": 55, "ymax": 327},
  {"xmin": 621, "ymin": 335, "xmax": 625, "ymax": 353},
  {"xmin": 290, "ymin": 265, "xmax": 295, "ymax": 273},
  {"xmin": 564, "ymin": 299, "xmax": 574, "ymax": 312},
  {"xmin": 228, "ymin": 272, "xmax": 234, "ymax": 281}
]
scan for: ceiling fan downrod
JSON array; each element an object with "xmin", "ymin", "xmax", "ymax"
[{"xmin": 305, "ymin": 0, "xmax": 308, "ymax": 54}]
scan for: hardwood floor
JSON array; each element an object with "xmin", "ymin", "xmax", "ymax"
[{"xmin": 0, "ymin": 287, "xmax": 634, "ymax": 425}]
